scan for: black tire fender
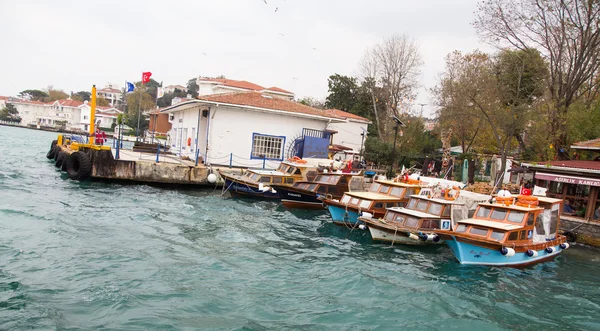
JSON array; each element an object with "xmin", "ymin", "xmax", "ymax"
[
  {"xmin": 66, "ymin": 152, "xmax": 92, "ymax": 180},
  {"xmin": 46, "ymin": 146, "xmax": 58, "ymax": 160},
  {"xmin": 563, "ymin": 230, "xmax": 577, "ymax": 243},
  {"xmin": 55, "ymin": 152, "xmax": 65, "ymax": 168}
]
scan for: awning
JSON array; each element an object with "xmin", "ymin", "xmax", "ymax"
[{"xmin": 535, "ymin": 172, "xmax": 600, "ymax": 187}]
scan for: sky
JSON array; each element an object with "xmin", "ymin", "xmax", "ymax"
[{"xmin": 0, "ymin": 0, "xmax": 491, "ymax": 117}]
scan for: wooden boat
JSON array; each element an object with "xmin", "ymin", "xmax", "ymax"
[
  {"xmin": 436, "ymin": 195, "xmax": 569, "ymax": 267},
  {"xmin": 271, "ymin": 172, "xmax": 365, "ymax": 209},
  {"xmin": 320, "ymin": 179, "xmax": 423, "ymax": 227},
  {"xmin": 359, "ymin": 194, "xmax": 464, "ymax": 245},
  {"xmin": 218, "ymin": 159, "xmax": 318, "ymax": 199}
]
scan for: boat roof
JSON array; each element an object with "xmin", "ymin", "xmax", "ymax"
[
  {"xmin": 344, "ymin": 191, "xmax": 402, "ymax": 201},
  {"xmin": 457, "ymin": 218, "xmax": 522, "ymax": 231},
  {"xmin": 248, "ymin": 169, "xmax": 289, "ymax": 176},
  {"xmin": 375, "ymin": 179, "xmax": 421, "ymax": 188},
  {"xmin": 385, "ymin": 207, "xmax": 441, "ymax": 218},
  {"xmin": 479, "ymin": 202, "xmax": 544, "ymax": 212},
  {"xmin": 408, "ymin": 194, "xmax": 464, "ymax": 205},
  {"xmin": 499, "ymin": 194, "xmax": 563, "ymax": 204}
]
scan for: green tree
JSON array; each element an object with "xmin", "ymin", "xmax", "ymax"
[
  {"xmin": 187, "ymin": 78, "xmax": 199, "ymax": 98},
  {"xmin": 96, "ymin": 96, "xmax": 110, "ymax": 107},
  {"xmin": 72, "ymin": 91, "xmax": 91, "ymax": 102},
  {"xmin": 0, "ymin": 104, "xmax": 21, "ymax": 123},
  {"xmin": 18, "ymin": 89, "xmax": 48, "ymax": 101},
  {"xmin": 157, "ymin": 88, "xmax": 187, "ymax": 108},
  {"xmin": 47, "ymin": 89, "xmax": 69, "ymax": 101},
  {"xmin": 298, "ymin": 97, "xmax": 325, "ymax": 109},
  {"xmin": 125, "ymin": 90, "xmax": 154, "ymax": 134}
]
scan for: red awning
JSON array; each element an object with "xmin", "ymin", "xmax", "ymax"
[{"xmin": 535, "ymin": 172, "xmax": 600, "ymax": 187}]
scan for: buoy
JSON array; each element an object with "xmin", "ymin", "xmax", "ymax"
[
  {"xmin": 360, "ymin": 212, "xmax": 373, "ymax": 218},
  {"xmin": 526, "ymin": 249, "xmax": 538, "ymax": 257},
  {"xmin": 501, "ymin": 247, "xmax": 515, "ymax": 257},
  {"xmin": 408, "ymin": 233, "xmax": 420, "ymax": 240},
  {"xmin": 545, "ymin": 247, "xmax": 555, "ymax": 253},
  {"xmin": 560, "ymin": 243, "xmax": 570, "ymax": 249},
  {"xmin": 424, "ymin": 234, "xmax": 440, "ymax": 242},
  {"xmin": 207, "ymin": 173, "xmax": 217, "ymax": 183},
  {"xmin": 358, "ymin": 224, "xmax": 367, "ymax": 230}
]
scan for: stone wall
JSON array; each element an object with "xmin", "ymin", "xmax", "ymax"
[{"xmin": 560, "ymin": 217, "xmax": 600, "ymax": 247}]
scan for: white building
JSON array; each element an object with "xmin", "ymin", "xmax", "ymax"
[
  {"xmin": 324, "ymin": 109, "xmax": 371, "ymax": 157},
  {"xmin": 97, "ymin": 85, "xmax": 123, "ymax": 107},
  {"xmin": 196, "ymin": 78, "xmax": 295, "ymax": 100},
  {"xmin": 10, "ymin": 98, "xmax": 52, "ymax": 126},
  {"xmin": 161, "ymin": 91, "xmax": 369, "ymax": 168},
  {"xmin": 0, "ymin": 96, "xmax": 8, "ymax": 110},
  {"xmin": 79, "ymin": 104, "xmax": 122, "ymax": 131}
]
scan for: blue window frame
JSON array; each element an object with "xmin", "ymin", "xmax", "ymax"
[{"xmin": 251, "ymin": 132, "xmax": 286, "ymax": 161}]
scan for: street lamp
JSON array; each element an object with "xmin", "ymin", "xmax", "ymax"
[{"xmin": 389, "ymin": 115, "xmax": 407, "ymax": 177}]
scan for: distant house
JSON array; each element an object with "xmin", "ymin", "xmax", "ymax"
[
  {"xmin": 164, "ymin": 85, "xmax": 187, "ymax": 94},
  {"xmin": 79, "ymin": 103, "xmax": 122, "ymax": 132},
  {"xmin": 196, "ymin": 77, "xmax": 295, "ymax": 100},
  {"xmin": 148, "ymin": 108, "xmax": 171, "ymax": 137},
  {"xmin": 161, "ymin": 91, "xmax": 367, "ymax": 167},
  {"xmin": 323, "ymin": 109, "xmax": 371, "ymax": 157},
  {"xmin": 97, "ymin": 85, "xmax": 123, "ymax": 107}
]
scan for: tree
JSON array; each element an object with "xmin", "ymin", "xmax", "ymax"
[
  {"xmin": 474, "ymin": 0, "xmax": 600, "ymax": 158},
  {"xmin": 298, "ymin": 97, "xmax": 325, "ymax": 109},
  {"xmin": 125, "ymin": 89, "xmax": 154, "ymax": 134},
  {"xmin": 0, "ymin": 104, "xmax": 21, "ymax": 123},
  {"xmin": 96, "ymin": 96, "xmax": 110, "ymax": 107},
  {"xmin": 18, "ymin": 89, "xmax": 48, "ymax": 101},
  {"xmin": 187, "ymin": 78, "xmax": 199, "ymax": 98},
  {"xmin": 72, "ymin": 91, "xmax": 91, "ymax": 102},
  {"xmin": 157, "ymin": 88, "xmax": 187, "ymax": 108},
  {"xmin": 46, "ymin": 89, "xmax": 69, "ymax": 101}
]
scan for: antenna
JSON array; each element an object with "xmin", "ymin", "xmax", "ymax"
[{"xmin": 418, "ymin": 103, "xmax": 427, "ymax": 117}]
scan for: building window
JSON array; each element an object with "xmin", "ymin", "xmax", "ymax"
[
  {"xmin": 251, "ymin": 133, "xmax": 285, "ymax": 160},
  {"xmin": 84, "ymin": 115, "xmax": 88, "ymax": 120}
]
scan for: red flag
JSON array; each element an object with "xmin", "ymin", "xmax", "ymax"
[{"xmin": 142, "ymin": 72, "xmax": 152, "ymax": 84}]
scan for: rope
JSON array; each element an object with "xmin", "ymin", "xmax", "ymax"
[{"xmin": 391, "ymin": 227, "xmax": 399, "ymax": 247}]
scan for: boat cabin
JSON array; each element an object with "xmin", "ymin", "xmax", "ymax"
[
  {"xmin": 452, "ymin": 196, "xmax": 563, "ymax": 245},
  {"xmin": 290, "ymin": 173, "xmax": 353, "ymax": 197},
  {"xmin": 338, "ymin": 180, "xmax": 421, "ymax": 210},
  {"xmin": 239, "ymin": 161, "xmax": 317, "ymax": 186},
  {"xmin": 379, "ymin": 195, "xmax": 461, "ymax": 230}
]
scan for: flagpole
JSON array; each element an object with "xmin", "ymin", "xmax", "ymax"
[{"xmin": 136, "ymin": 74, "xmax": 142, "ymax": 142}]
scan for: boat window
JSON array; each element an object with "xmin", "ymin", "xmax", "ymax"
[
  {"xmin": 272, "ymin": 177, "xmax": 282, "ymax": 184},
  {"xmin": 294, "ymin": 168, "xmax": 302, "ymax": 175},
  {"xmin": 260, "ymin": 177, "xmax": 271, "ymax": 183},
  {"xmin": 385, "ymin": 212, "xmax": 396, "ymax": 221},
  {"xmin": 508, "ymin": 231, "xmax": 519, "ymax": 241},
  {"xmin": 406, "ymin": 198, "xmax": 417, "ymax": 209},
  {"xmin": 370, "ymin": 183, "xmax": 381, "ymax": 193},
  {"xmin": 416, "ymin": 200, "xmax": 429, "ymax": 212},
  {"xmin": 527, "ymin": 213, "xmax": 534, "ymax": 226},
  {"xmin": 519, "ymin": 230, "xmax": 527, "ymax": 240},
  {"xmin": 285, "ymin": 178, "xmax": 294, "ymax": 184},
  {"xmin": 314, "ymin": 175, "xmax": 324, "ymax": 182},
  {"xmin": 385, "ymin": 203, "xmax": 396, "ymax": 208},
  {"xmin": 405, "ymin": 217, "xmax": 419, "ymax": 228},
  {"xmin": 244, "ymin": 172, "xmax": 253, "ymax": 178},
  {"xmin": 394, "ymin": 215, "xmax": 405, "ymax": 224},
  {"xmin": 251, "ymin": 174, "xmax": 260, "ymax": 181},
  {"xmin": 328, "ymin": 187, "xmax": 339, "ymax": 195},
  {"xmin": 329, "ymin": 176, "xmax": 339, "ymax": 184},
  {"xmin": 490, "ymin": 231, "xmax": 504, "ymax": 241},
  {"xmin": 307, "ymin": 184, "xmax": 317, "ymax": 191},
  {"xmin": 507, "ymin": 211, "xmax": 525, "ymax": 223},
  {"xmin": 339, "ymin": 177, "xmax": 348, "ymax": 185},
  {"xmin": 476, "ymin": 207, "xmax": 491, "ymax": 218},
  {"xmin": 374, "ymin": 202, "xmax": 384, "ymax": 209},
  {"xmin": 293, "ymin": 182, "xmax": 302, "ymax": 188},
  {"xmin": 490, "ymin": 208, "xmax": 507, "ymax": 220},
  {"xmin": 359, "ymin": 200, "xmax": 371, "ymax": 209},
  {"xmin": 397, "ymin": 202, "xmax": 405, "ymax": 208},
  {"xmin": 317, "ymin": 186, "xmax": 327, "ymax": 193},
  {"xmin": 469, "ymin": 227, "xmax": 489, "ymax": 236},
  {"xmin": 351, "ymin": 198, "xmax": 359, "ymax": 205},
  {"xmin": 455, "ymin": 224, "xmax": 467, "ymax": 232},
  {"xmin": 428, "ymin": 203, "xmax": 443, "ymax": 216},
  {"xmin": 405, "ymin": 188, "xmax": 417, "ymax": 197},
  {"xmin": 535, "ymin": 214, "xmax": 545, "ymax": 234},
  {"xmin": 442, "ymin": 206, "xmax": 451, "ymax": 217},
  {"xmin": 421, "ymin": 219, "xmax": 440, "ymax": 229},
  {"xmin": 549, "ymin": 207, "xmax": 559, "ymax": 235},
  {"xmin": 390, "ymin": 187, "xmax": 405, "ymax": 198},
  {"xmin": 379, "ymin": 185, "xmax": 391, "ymax": 194},
  {"xmin": 341, "ymin": 195, "xmax": 351, "ymax": 204}
]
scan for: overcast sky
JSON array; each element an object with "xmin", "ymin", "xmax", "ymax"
[{"xmin": 0, "ymin": 0, "xmax": 490, "ymax": 117}]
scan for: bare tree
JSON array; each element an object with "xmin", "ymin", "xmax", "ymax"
[
  {"xmin": 474, "ymin": 0, "xmax": 600, "ymax": 157},
  {"xmin": 358, "ymin": 50, "xmax": 383, "ymax": 138},
  {"xmin": 358, "ymin": 34, "xmax": 423, "ymax": 138}
]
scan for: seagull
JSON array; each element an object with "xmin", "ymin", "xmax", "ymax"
[
  {"xmin": 275, "ymin": 7, "xmax": 279, "ymax": 12},
  {"xmin": 278, "ymin": 33, "xmax": 286, "ymax": 36},
  {"xmin": 263, "ymin": 0, "xmax": 267, "ymax": 4},
  {"xmin": 202, "ymin": 52, "xmax": 207, "ymax": 56},
  {"xmin": 312, "ymin": 48, "xmax": 317, "ymax": 51},
  {"xmin": 292, "ymin": 77, "xmax": 299, "ymax": 80}
]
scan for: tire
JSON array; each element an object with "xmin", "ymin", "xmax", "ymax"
[
  {"xmin": 53, "ymin": 146, "xmax": 62, "ymax": 162},
  {"xmin": 55, "ymin": 152, "xmax": 66, "ymax": 168},
  {"xmin": 46, "ymin": 146, "xmax": 58, "ymax": 160},
  {"xmin": 66, "ymin": 152, "xmax": 92, "ymax": 180},
  {"xmin": 563, "ymin": 230, "xmax": 577, "ymax": 243},
  {"xmin": 50, "ymin": 140, "xmax": 58, "ymax": 149}
]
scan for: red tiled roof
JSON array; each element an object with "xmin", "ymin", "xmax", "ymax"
[
  {"xmin": 572, "ymin": 138, "xmax": 600, "ymax": 149},
  {"xmin": 0, "ymin": 96, "xmax": 9, "ymax": 101},
  {"xmin": 265, "ymin": 86, "xmax": 293, "ymax": 94},
  {"xmin": 200, "ymin": 78, "xmax": 265, "ymax": 91},
  {"xmin": 195, "ymin": 92, "xmax": 344, "ymax": 119},
  {"xmin": 325, "ymin": 108, "xmax": 371, "ymax": 123},
  {"xmin": 96, "ymin": 111, "xmax": 118, "ymax": 117},
  {"xmin": 541, "ymin": 160, "xmax": 600, "ymax": 171},
  {"xmin": 56, "ymin": 99, "xmax": 84, "ymax": 107}
]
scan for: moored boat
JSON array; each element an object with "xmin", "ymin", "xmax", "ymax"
[
  {"xmin": 320, "ymin": 179, "xmax": 422, "ymax": 227},
  {"xmin": 219, "ymin": 159, "xmax": 318, "ymax": 199},
  {"xmin": 436, "ymin": 195, "xmax": 569, "ymax": 267},
  {"xmin": 272, "ymin": 172, "xmax": 365, "ymax": 209}
]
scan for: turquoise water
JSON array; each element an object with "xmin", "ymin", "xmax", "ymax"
[{"xmin": 1, "ymin": 125, "xmax": 599, "ymax": 330}]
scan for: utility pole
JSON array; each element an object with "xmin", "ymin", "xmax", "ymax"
[{"xmin": 418, "ymin": 103, "xmax": 427, "ymax": 117}]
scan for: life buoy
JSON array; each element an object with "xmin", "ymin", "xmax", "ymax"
[
  {"xmin": 187, "ymin": 137, "xmax": 192, "ymax": 146},
  {"xmin": 496, "ymin": 196, "xmax": 513, "ymax": 206},
  {"xmin": 444, "ymin": 186, "xmax": 460, "ymax": 200}
]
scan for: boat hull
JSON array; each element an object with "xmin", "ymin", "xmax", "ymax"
[
  {"xmin": 224, "ymin": 178, "xmax": 280, "ymax": 199},
  {"xmin": 274, "ymin": 186, "xmax": 325, "ymax": 209},
  {"xmin": 326, "ymin": 205, "xmax": 361, "ymax": 226},
  {"xmin": 444, "ymin": 236, "xmax": 564, "ymax": 267},
  {"xmin": 367, "ymin": 226, "xmax": 440, "ymax": 245}
]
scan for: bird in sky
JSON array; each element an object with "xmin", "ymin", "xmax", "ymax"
[
  {"xmin": 202, "ymin": 52, "xmax": 207, "ymax": 56},
  {"xmin": 263, "ymin": 0, "xmax": 267, "ymax": 4},
  {"xmin": 278, "ymin": 33, "xmax": 286, "ymax": 36},
  {"xmin": 275, "ymin": 7, "xmax": 279, "ymax": 12},
  {"xmin": 292, "ymin": 77, "xmax": 299, "ymax": 80},
  {"xmin": 312, "ymin": 48, "xmax": 317, "ymax": 51}
]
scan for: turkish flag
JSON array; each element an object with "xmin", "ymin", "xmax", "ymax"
[{"xmin": 142, "ymin": 72, "xmax": 152, "ymax": 84}]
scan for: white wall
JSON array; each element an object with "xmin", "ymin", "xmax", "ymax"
[{"xmin": 327, "ymin": 120, "xmax": 369, "ymax": 153}]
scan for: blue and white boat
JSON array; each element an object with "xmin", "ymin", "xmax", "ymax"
[{"xmin": 436, "ymin": 195, "xmax": 569, "ymax": 267}]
